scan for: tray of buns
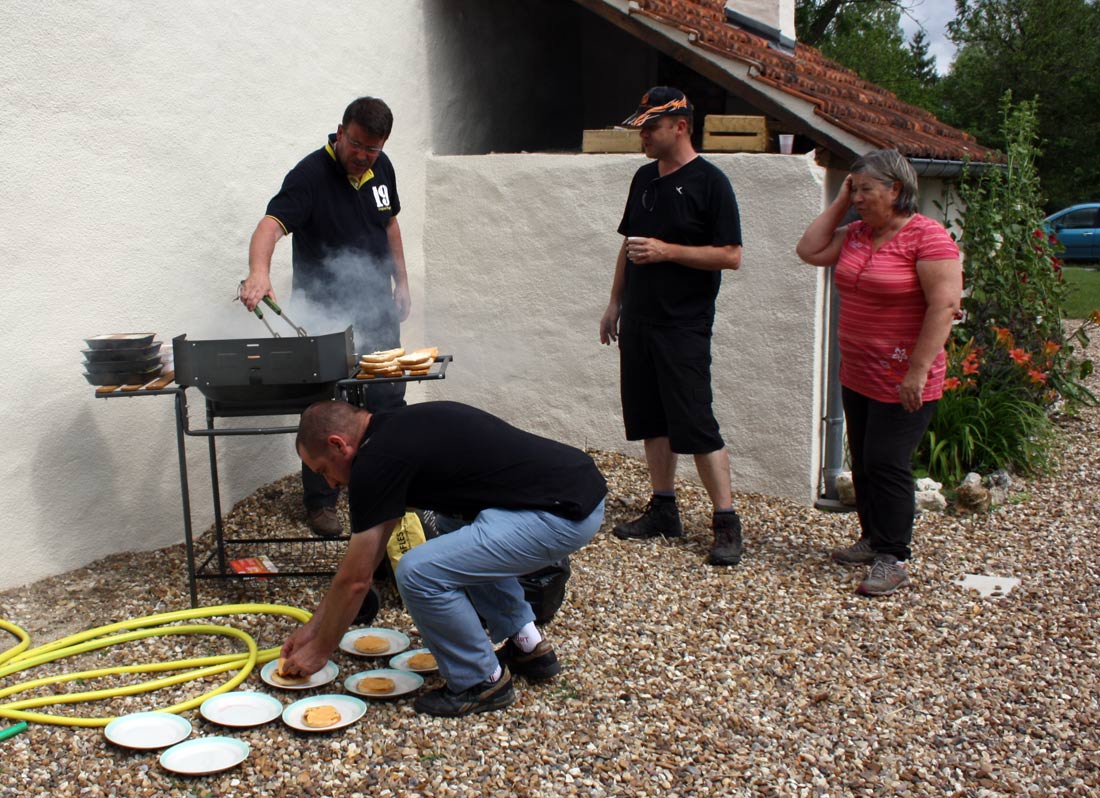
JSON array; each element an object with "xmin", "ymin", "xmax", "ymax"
[{"xmin": 344, "ymin": 347, "xmax": 451, "ymax": 384}]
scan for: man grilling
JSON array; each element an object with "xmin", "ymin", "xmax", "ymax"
[
  {"xmin": 279, "ymin": 399, "xmax": 607, "ymax": 717},
  {"xmin": 239, "ymin": 96, "xmax": 409, "ymax": 539}
]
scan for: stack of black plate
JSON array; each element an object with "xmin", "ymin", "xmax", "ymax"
[{"xmin": 83, "ymin": 333, "xmax": 164, "ymax": 386}]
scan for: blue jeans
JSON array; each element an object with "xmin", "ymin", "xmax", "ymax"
[{"xmin": 394, "ymin": 500, "xmax": 605, "ymax": 691}]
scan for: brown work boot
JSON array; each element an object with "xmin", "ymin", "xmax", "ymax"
[
  {"xmin": 306, "ymin": 506, "xmax": 342, "ymax": 538},
  {"xmin": 708, "ymin": 511, "xmax": 743, "ymax": 566},
  {"xmin": 830, "ymin": 537, "xmax": 878, "ymax": 566}
]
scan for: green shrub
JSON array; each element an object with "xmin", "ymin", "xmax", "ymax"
[{"xmin": 916, "ymin": 95, "xmax": 1098, "ymax": 484}]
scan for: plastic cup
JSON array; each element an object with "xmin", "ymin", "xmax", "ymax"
[{"xmin": 779, "ymin": 134, "xmax": 794, "ymax": 155}]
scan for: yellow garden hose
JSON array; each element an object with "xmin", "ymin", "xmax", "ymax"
[{"xmin": 0, "ymin": 603, "xmax": 311, "ymax": 728}]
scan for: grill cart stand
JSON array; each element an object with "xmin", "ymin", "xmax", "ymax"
[{"xmin": 95, "ymin": 355, "xmax": 452, "ymax": 607}]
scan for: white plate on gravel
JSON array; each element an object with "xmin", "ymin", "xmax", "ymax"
[
  {"xmin": 338, "ymin": 627, "xmax": 410, "ymax": 657},
  {"xmin": 260, "ymin": 659, "xmax": 338, "ymax": 690},
  {"xmin": 344, "ymin": 668, "xmax": 424, "ymax": 698},
  {"xmin": 159, "ymin": 737, "xmax": 249, "ymax": 775},
  {"xmin": 389, "ymin": 648, "xmax": 439, "ymax": 673},
  {"xmin": 104, "ymin": 711, "xmax": 192, "ymax": 749},
  {"xmin": 200, "ymin": 691, "xmax": 283, "ymax": 727},
  {"xmin": 282, "ymin": 694, "xmax": 366, "ymax": 732}
]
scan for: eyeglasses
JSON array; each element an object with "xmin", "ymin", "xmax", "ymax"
[
  {"xmin": 641, "ymin": 181, "xmax": 659, "ymax": 212},
  {"xmin": 344, "ymin": 136, "xmax": 383, "ymax": 155}
]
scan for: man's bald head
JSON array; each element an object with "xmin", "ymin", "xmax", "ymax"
[{"xmin": 296, "ymin": 400, "xmax": 368, "ymax": 459}]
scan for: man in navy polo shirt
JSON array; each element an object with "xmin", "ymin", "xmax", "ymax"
[{"xmin": 240, "ymin": 96, "xmax": 409, "ymax": 538}]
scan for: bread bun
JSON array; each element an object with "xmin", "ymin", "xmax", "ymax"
[
  {"xmin": 353, "ymin": 634, "xmax": 390, "ymax": 655},
  {"xmin": 357, "ymin": 676, "xmax": 396, "ymax": 694},
  {"xmin": 359, "ymin": 358, "xmax": 399, "ymax": 370},
  {"xmin": 271, "ymin": 658, "xmax": 308, "ymax": 685},
  {"xmin": 397, "ymin": 352, "xmax": 432, "ymax": 367},
  {"xmin": 302, "ymin": 705, "xmax": 342, "ymax": 727},
  {"xmin": 361, "ymin": 348, "xmax": 405, "ymax": 363},
  {"xmin": 407, "ymin": 652, "xmax": 437, "ymax": 670}
]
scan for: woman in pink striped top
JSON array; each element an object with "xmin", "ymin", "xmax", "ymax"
[{"xmin": 797, "ymin": 150, "xmax": 962, "ymax": 597}]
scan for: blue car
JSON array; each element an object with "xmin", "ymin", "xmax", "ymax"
[{"xmin": 1044, "ymin": 203, "xmax": 1100, "ymax": 261}]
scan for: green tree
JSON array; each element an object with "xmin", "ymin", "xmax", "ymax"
[
  {"xmin": 797, "ymin": 1, "xmax": 942, "ymax": 111},
  {"xmin": 796, "ymin": 0, "xmax": 912, "ymax": 47},
  {"xmin": 939, "ymin": 0, "xmax": 1100, "ymax": 211}
]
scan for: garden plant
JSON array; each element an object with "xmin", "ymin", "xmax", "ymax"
[{"xmin": 918, "ymin": 95, "xmax": 1100, "ymax": 486}]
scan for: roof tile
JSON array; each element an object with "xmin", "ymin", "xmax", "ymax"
[{"xmin": 635, "ymin": 0, "xmax": 995, "ymax": 161}]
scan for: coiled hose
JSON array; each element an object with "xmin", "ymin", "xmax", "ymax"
[{"xmin": 0, "ymin": 603, "xmax": 310, "ymax": 728}]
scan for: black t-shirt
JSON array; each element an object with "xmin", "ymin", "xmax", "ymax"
[
  {"xmin": 617, "ymin": 156, "xmax": 742, "ymax": 325},
  {"xmin": 265, "ymin": 137, "xmax": 401, "ymax": 312},
  {"xmin": 348, "ymin": 402, "xmax": 608, "ymax": 532}
]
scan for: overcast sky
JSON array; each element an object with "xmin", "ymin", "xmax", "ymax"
[{"xmin": 898, "ymin": 0, "xmax": 959, "ymax": 74}]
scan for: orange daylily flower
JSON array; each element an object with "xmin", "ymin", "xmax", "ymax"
[
  {"xmin": 1009, "ymin": 348, "xmax": 1031, "ymax": 364},
  {"xmin": 992, "ymin": 326, "xmax": 1014, "ymax": 347},
  {"xmin": 1027, "ymin": 369, "xmax": 1048, "ymax": 385},
  {"xmin": 943, "ymin": 377, "xmax": 962, "ymax": 391}
]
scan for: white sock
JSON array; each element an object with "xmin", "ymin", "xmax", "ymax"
[
  {"xmin": 487, "ymin": 664, "xmax": 502, "ymax": 683},
  {"xmin": 513, "ymin": 622, "xmax": 542, "ymax": 653}
]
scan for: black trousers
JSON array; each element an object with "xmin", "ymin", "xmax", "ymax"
[{"xmin": 842, "ymin": 387, "xmax": 936, "ymax": 561}]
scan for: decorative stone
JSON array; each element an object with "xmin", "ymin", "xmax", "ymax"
[
  {"xmin": 915, "ymin": 490, "xmax": 947, "ymax": 512},
  {"xmin": 987, "ymin": 469, "xmax": 1014, "ymax": 505},
  {"xmin": 915, "ymin": 477, "xmax": 944, "ymax": 492},
  {"xmin": 956, "ymin": 479, "xmax": 992, "ymax": 514},
  {"xmin": 834, "ymin": 472, "xmax": 857, "ymax": 506}
]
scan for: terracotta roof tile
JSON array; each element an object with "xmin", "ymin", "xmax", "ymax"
[{"xmin": 634, "ymin": 0, "xmax": 995, "ymax": 161}]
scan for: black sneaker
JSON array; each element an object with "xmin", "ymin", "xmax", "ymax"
[
  {"xmin": 496, "ymin": 638, "xmax": 561, "ymax": 681},
  {"xmin": 708, "ymin": 511, "xmax": 743, "ymax": 566},
  {"xmin": 413, "ymin": 667, "xmax": 516, "ymax": 717},
  {"xmin": 612, "ymin": 498, "xmax": 684, "ymax": 540}
]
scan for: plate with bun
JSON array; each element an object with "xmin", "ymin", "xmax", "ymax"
[
  {"xmin": 389, "ymin": 647, "xmax": 439, "ymax": 673},
  {"xmin": 260, "ymin": 658, "xmax": 338, "ymax": 690},
  {"xmin": 344, "ymin": 668, "xmax": 424, "ymax": 698},
  {"xmin": 339, "ymin": 627, "xmax": 410, "ymax": 657},
  {"xmin": 282, "ymin": 694, "xmax": 366, "ymax": 732}
]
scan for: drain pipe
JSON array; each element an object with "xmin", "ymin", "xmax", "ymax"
[{"xmin": 814, "ymin": 267, "xmax": 849, "ymax": 512}]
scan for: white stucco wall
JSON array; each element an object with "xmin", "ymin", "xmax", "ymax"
[
  {"xmin": 1, "ymin": 1, "xmax": 832, "ymax": 591},
  {"xmin": 0, "ymin": 0, "xmax": 431, "ymax": 589},
  {"xmin": 422, "ymin": 152, "xmax": 826, "ymax": 503}
]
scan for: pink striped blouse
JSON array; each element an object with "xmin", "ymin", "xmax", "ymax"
[{"xmin": 835, "ymin": 214, "xmax": 960, "ymax": 403}]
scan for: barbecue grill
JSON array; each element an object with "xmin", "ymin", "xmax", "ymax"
[
  {"xmin": 95, "ymin": 329, "xmax": 453, "ymax": 606},
  {"xmin": 172, "ymin": 327, "xmax": 356, "ymax": 416}
]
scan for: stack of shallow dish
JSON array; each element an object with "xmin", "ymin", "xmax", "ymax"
[{"xmin": 83, "ymin": 333, "xmax": 164, "ymax": 386}]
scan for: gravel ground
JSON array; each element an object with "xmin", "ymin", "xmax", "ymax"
[{"xmin": 2, "ymin": 352, "xmax": 1099, "ymax": 797}]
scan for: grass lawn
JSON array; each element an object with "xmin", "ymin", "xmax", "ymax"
[{"xmin": 1062, "ymin": 266, "xmax": 1100, "ymax": 319}]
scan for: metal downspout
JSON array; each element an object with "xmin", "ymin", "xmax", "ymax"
[{"xmin": 814, "ymin": 267, "xmax": 849, "ymax": 511}]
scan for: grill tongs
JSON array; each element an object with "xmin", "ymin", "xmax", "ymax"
[{"xmin": 236, "ymin": 282, "xmax": 308, "ymax": 338}]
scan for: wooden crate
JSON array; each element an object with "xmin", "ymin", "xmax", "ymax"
[
  {"xmin": 582, "ymin": 128, "xmax": 642, "ymax": 153},
  {"xmin": 702, "ymin": 115, "xmax": 767, "ymax": 152}
]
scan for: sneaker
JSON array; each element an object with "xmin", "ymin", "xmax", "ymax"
[
  {"xmin": 857, "ymin": 555, "xmax": 911, "ymax": 596},
  {"xmin": 496, "ymin": 638, "xmax": 561, "ymax": 681},
  {"xmin": 306, "ymin": 506, "xmax": 342, "ymax": 538},
  {"xmin": 612, "ymin": 498, "xmax": 683, "ymax": 540},
  {"xmin": 708, "ymin": 511, "xmax": 743, "ymax": 566},
  {"xmin": 830, "ymin": 537, "xmax": 877, "ymax": 566},
  {"xmin": 413, "ymin": 667, "xmax": 516, "ymax": 717}
]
